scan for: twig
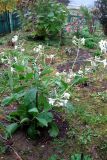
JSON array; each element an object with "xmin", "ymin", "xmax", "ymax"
[
  {"xmin": 0, "ymin": 134, "xmax": 23, "ymax": 160},
  {"xmin": 10, "ymin": 146, "xmax": 23, "ymax": 160}
]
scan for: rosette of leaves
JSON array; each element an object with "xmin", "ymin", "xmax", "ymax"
[{"xmin": 1, "ymin": 63, "xmax": 60, "ymax": 139}]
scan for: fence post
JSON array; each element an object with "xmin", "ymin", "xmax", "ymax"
[{"xmin": 9, "ymin": 12, "xmax": 13, "ymax": 32}]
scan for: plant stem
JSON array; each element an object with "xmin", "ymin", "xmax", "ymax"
[{"xmin": 71, "ymin": 47, "xmax": 80, "ymax": 71}]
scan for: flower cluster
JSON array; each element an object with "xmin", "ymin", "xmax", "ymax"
[
  {"xmin": 12, "ymin": 35, "xmax": 25, "ymax": 52},
  {"xmin": 48, "ymin": 92, "xmax": 70, "ymax": 107},
  {"xmin": 33, "ymin": 45, "xmax": 44, "ymax": 54},
  {"xmin": 99, "ymin": 40, "xmax": 107, "ymax": 54},
  {"xmin": 72, "ymin": 36, "xmax": 85, "ymax": 47}
]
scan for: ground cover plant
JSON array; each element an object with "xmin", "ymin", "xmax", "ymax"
[{"xmin": 0, "ymin": 1, "xmax": 107, "ymax": 160}]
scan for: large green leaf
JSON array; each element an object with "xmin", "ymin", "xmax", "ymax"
[
  {"xmin": 13, "ymin": 64, "xmax": 25, "ymax": 71},
  {"xmin": 27, "ymin": 124, "xmax": 38, "ymax": 139},
  {"xmin": 20, "ymin": 118, "xmax": 30, "ymax": 124},
  {"xmin": 28, "ymin": 107, "xmax": 38, "ymax": 113},
  {"xmin": 1, "ymin": 92, "xmax": 25, "ymax": 107},
  {"xmin": 36, "ymin": 112, "xmax": 53, "ymax": 127},
  {"xmin": 1, "ymin": 96, "xmax": 14, "ymax": 106},
  {"xmin": 48, "ymin": 123, "xmax": 59, "ymax": 137},
  {"xmin": 5, "ymin": 123, "xmax": 19, "ymax": 138},
  {"xmin": 24, "ymin": 88, "xmax": 37, "ymax": 106}
]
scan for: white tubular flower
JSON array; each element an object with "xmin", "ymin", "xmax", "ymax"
[
  {"xmin": 47, "ymin": 54, "xmax": 54, "ymax": 59},
  {"xmin": 14, "ymin": 45, "xmax": 18, "ymax": 50},
  {"xmin": 91, "ymin": 60, "xmax": 97, "ymax": 67},
  {"xmin": 11, "ymin": 67, "xmax": 15, "ymax": 73},
  {"xmin": 99, "ymin": 40, "xmax": 107, "ymax": 54},
  {"xmin": 12, "ymin": 35, "xmax": 18, "ymax": 43},
  {"xmin": 72, "ymin": 36, "xmax": 85, "ymax": 46},
  {"xmin": 56, "ymin": 72, "xmax": 60, "ymax": 76},
  {"xmin": 78, "ymin": 70, "xmax": 83, "ymax": 75},
  {"xmin": 81, "ymin": 38, "xmax": 85, "ymax": 45},
  {"xmin": 63, "ymin": 92, "xmax": 70, "ymax": 99},
  {"xmin": 33, "ymin": 45, "xmax": 44, "ymax": 54},
  {"xmin": 14, "ymin": 57, "xmax": 18, "ymax": 63},
  {"xmin": 56, "ymin": 102, "xmax": 64, "ymax": 107},
  {"xmin": 66, "ymin": 78, "xmax": 71, "ymax": 83},
  {"xmin": 1, "ymin": 58, "xmax": 5, "ymax": 63},
  {"xmin": 102, "ymin": 59, "xmax": 107, "ymax": 68},
  {"xmin": 48, "ymin": 98, "xmax": 55, "ymax": 106},
  {"xmin": 85, "ymin": 67, "xmax": 90, "ymax": 73},
  {"xmin": 61, "ymin": 99, "xmax": 68, "ymax": 105},
  {"xmin": 21, "ymin": 48, "xmax": 25, "ymax": 52}
]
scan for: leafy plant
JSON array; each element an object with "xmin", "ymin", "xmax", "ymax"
[
  {"xmin": 80, "ymin": 6, "xmax": 95, "ymax": 34},
  {"xmin": 95, "ymin": 0, "xmax": 107, "ymax": 35},
  {"xmin": 1, "ymin": 49, "xmax": 72, "ymax": 139},
  {"xmin": 30, "ymin": 0, "xmax": 68, "ymax": 38},
  {"xmin": 70, "ymin": 153, "xmax": 92, "ymax": 160},
  {"xmin": 2, "ymin": 71, "xmax": 59, "ymax": 139}
]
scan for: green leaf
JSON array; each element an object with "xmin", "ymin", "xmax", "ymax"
[
  {"xmin": 28, "ymin": 108, "xmax": 38, "ymax": 113},
  {"xmin": 1, "ymin": 96, "xmax": 14, "ymax": 106},
  {"xmin": 14, "ymin": 64, "xmax": 25, "ymax": 71},
  {"xmin": 24, "ymin": 88, "xmax": 37, "ymax": 105},
  {"xmin": 27, "ymin": 125, "xmax": 38, "ymax": 139},
  {"xmin": 48, "ymin": 12, "xmax": 54, "ymax": 17},
  {"xmin": 48, "ymin": 123, "xmax": 59, "ymax": 137},
  {"xmin": 70, "ymin": 154, "xmax": 92, "ymax": 160},
  {"xmin": 41, "ymin": 67, "xmax": 53, "ymax": 76},
  {"xmin": 20, "ymin": 118, "xmax": 30, "ymax": 124},
  {"xmin": 5, "ymin": 123, "xmax": 19, "ymax": 138},
  {"xmin": 72, "ymin": 75, "xmax": 88, "ymax": 86},
  {"xmin": 48, "ymin": 154, "xmax": 58, "ymax": 160},
  {"xmin": 1, "ymin": 92, "xmax": 25, "ymax": 107},
  {"xmin": 64, "ymin": 101, "xmax": 75, "ymax": 113},
  {"xmin": 37, "ymin": 112, "xmax": 53, "ymax": 127}
]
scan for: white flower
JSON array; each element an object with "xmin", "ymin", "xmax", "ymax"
[
  {"xmin": 56, "ymin": 102, "xmax": 64, "ymax": 107},
  {"xmin": 14, "ymin": 57, "xmax": 18, "ymax": 63},
  {"xmin": 69, "ymin": 70, "xmax": 76, "ymax": 78},
  {"xmin": 1, "ymin": 58, "xmax": 5, "ymax": 63},
  {"xmin": 91, "ymin": 60, "xmax": 97, "ymax": 67},
  {"xmin": 99, "ymin": 40, "xmax": 107, "ymax": 54},
  {"xmin": 63, "ymin": 92, "xmax": 70, "ymax": 99},
  {"xmin": 47, "ymin": 54, "xmax": 54, "ymax": 59},
  {"xmin": 11, "ymin": 67, "xmax": 15, "ymax": 73},
  {"xmin": 12, "ymin": 35, "xmax": 18, "ymax": 43},
  {"xmin": 38, "ymin": 45, "xmax": 43, "ymax": 49},
  {"xmin": 21, "ymin": 48, "xmax": 25, "ymax": 52},
  {"xmin": 66, "ymin": 78, "xmax": 71, "ymax": 83},
  {"xmin": 78, "ymin": 70, "xmax": 83, "ymax": 75},
  {"xmin": 14, "ymin": 45, "xmax": 18, "ymax": 50},
  {"xmin": 81, "ymin": 38, "xmax": 85, "ymax": 45},
  {"xmin": 56, "ymin": 72, "xmax": 60, "ymax": 76},
  {"xmin": 72, "ymin": 36, "xmax": 85, "ymax": 46},
  {"xmin": 85, "ymin": 67, "xmax": 90, "ymax": 73},
  {"xmin": 61, "ymin": 99, "xmax": 68, "ymax": 105},
  {"xmin": 102, "ymin": 59, "xmax": 107, "ymax": 68},
  {"xmin": 33, "ymin": 45, "xmax": 44, "ymax": 54},
  {"xmin": 48, "ymin": 98, "xmax": 55, "ymax": 105}
]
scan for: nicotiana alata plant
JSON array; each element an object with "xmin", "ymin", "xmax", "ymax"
[{"xmin": 1, "ymin": 43, "xmax": 74, "ymax": 139}]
